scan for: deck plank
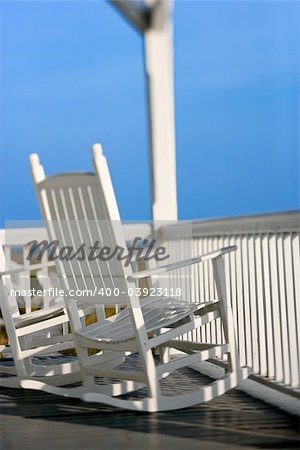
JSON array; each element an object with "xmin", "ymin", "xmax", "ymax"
[{"xmin": 1, "ymin": 360, "xmax": 299, "ymax": 450}]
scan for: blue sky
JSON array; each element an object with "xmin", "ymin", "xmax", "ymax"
[{"xmin": 1, "ymin": 0, "xmax": 299, "ymax": 225}]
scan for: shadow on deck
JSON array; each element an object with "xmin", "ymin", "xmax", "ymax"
[{"xmin": 1, "ymin": 364, "xmax": 299, "ymax": 450}]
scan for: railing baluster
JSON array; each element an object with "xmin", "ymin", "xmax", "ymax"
[
  {"xmin": 277, "ymin": 234, "xmax": 290, "ymax": 385},
  {"xmin": 283, "ymin": 234, "xmax": 298, "ymax": 387},
  {"xmin": 255, "ymin": 236, "xmax": 267, "ymax": 376},
  {"xmin": 269, "ymin": 234, "xmax": 284, "ymax": 382},
  {"xmin": 198, "ymin": 238, "xmax": 207, "ymax": 343},
  {"xmin": 236, "ymin": 237, "xmax": 246, "ymax": 367},
  {"xmin": 248, "ymin": 235, "xmax": 259, "ymax": 373},
  {"xmin": 292, "ymin": 234, "xmax": 300, "ymax": 383},
  {"xmin": 229, "ymin": 235, "xmax": 237, "ymax": 354},
  {"xmin": 262, "ymin": 235, "xmax": 275, "ymax": 379},
  {"xmin": 203, "ymin": 238, "xmax": 211, "ymax": 343},
  {"xmin": 208, "ymin": 237, "xmax": 215, "ymax": 344},
  {"xmin": 242, "ymin": 235, "xmax": 252, "ymax": 369}
]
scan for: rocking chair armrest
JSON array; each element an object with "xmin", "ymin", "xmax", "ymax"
[
  {"xmin": 127, "ymin": 246, "xmax": 237, "ymax": 281},
  {"xmin": 0, "ymin": 261, "xmax": 56, "ymax": 277}
]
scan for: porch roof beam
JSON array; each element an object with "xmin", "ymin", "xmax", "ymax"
[{"xmin": 109, "ymin": 0, "xmax": 150, "ymax": 32}]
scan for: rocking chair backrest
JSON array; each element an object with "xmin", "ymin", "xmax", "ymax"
[{"xmin": 29, "ymin": 145, "xmax": 132, "ymax": 307}]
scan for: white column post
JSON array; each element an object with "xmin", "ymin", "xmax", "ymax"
[{"xmin": 144, "ymin": 0, "xmax": 178, "ymax": 222}]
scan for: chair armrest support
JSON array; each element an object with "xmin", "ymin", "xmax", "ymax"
[
  {"xmin": 0, "ymin": 261, "xmax": 56, "ymax": 277},
  {"xmin": 127, "ymin": 246, "xmax": 237, "ymax": 281}
]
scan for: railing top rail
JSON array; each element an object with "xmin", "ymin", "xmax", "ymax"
[
  {"xmin": 1, "ymin": 212, "xmax": 299, "ymax": 244},
  {"xmin": 0, "ymin": 223, "xmax": 152, "ymax": 246},
  {"xmin": 0, "ymin": 228, "xmax": 48, "ymax": 246},
  {"xmin": 158, "ymin": 211, "xmax": 300, "ymax": 239}
]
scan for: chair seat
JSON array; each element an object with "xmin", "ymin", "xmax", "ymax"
[
  {"xmin": 75, "ymin": 297, "xmax": 218, "ymax": 344},
  {"xmin": 15, "ymin": 306, "xmax": 64, "ymax": 329}
]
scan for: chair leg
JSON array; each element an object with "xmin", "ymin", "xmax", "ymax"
[
  {"xmin": 142, "ymin": 349, "xmax": 161, "ymax": 403},
  {"xmin": 158, "ymin": 344, "xmax": 170, "ymax": 378},
  {"xmin": 159, "ymin": 346, "xmax": 170, "ymax": 364},
  {"xmin": 0, "ymin": 284, "xmax": 28, "ymax": 378}
]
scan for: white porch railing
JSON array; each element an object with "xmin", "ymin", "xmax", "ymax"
[
  {"xmin": 158, "ymin": 211, "xmax": 300, "ymax": 396},
  {"xmin": 1, "ymin": 213, "xmax": 299, "ymax": 399}
]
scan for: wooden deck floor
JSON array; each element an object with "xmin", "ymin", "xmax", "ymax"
[{"xmin": 1, "ymin": 360, "xmax": 299, "ymax": 450}]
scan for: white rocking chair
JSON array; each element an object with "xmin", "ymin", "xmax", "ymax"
[
  {"xmin": 23, "ymin": 144, "xmax": 250, "ymax": 411},
  {"xmin": 0, "ymin": 245, "xmax": 122, "ymax": 389},
  {"xmin": 0, "ymin": 243, "xmax": 81, "ymax": 387}
]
